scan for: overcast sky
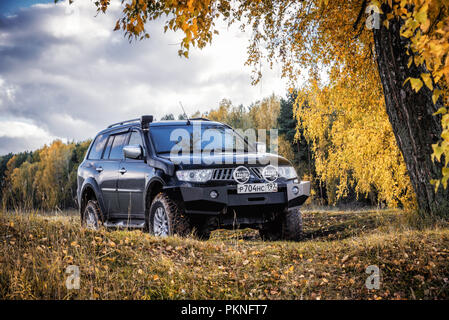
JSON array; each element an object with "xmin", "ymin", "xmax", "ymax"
[{"xmin": 0, "ymin": 0, "xmax": 298, "ymax": 156}]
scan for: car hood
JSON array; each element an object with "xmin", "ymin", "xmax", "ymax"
[{"xmin": 157, "ymin": 152, "xmax": 291, "ymax": 169}]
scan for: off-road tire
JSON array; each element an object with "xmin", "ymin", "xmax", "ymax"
[
  {"xmin": 194, "ymin": 217, "xmax": 219, "ymax": 240},
  {"xmin": 82, "ymin": 200, "xmax": 103, "ymax": 230},
  {"xmin": 259, "ymin": 219, "xmax": 282, "ymax": 241},
  {"xmin": 148, "ymin": 192, "xmax": 192, "ymax": 237},
  {"xmin": 259, "ymin": 208, "xmax": 303, "ymax": 241}
]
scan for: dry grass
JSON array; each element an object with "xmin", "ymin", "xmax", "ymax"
[{"xmin": 1, "ymin": 209, "xmax": 448, "ymax": 300}]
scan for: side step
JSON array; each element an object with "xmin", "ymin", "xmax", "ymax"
[{"xmin": 103, "ymin": 219, "xmax": 145, "ymax": 229}]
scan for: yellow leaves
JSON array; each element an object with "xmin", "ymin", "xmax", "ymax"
[
  {"xmin": 432, "ymin": 89, "xmax": 443, "ymax": 105},
  {"xmin": 63, "ymin": 255, "xmax": 74, "ymax": 264},
  {"xmin": 113, "ymin": 20, "xmax": 121, "ymax": 31},
  {"xmin": 431, "ymin": 144, "xmax": 443, "ymax": 162},
  {"xmin": 443, "ymin": 114, "xmax": 449, "ymax": 128},
  {"xmin": 296, "ymin": 63, "xmax": 415, "ymax": 207},
  {"xmin": 414, "ymin": 4, "xmax": 428, "ymax": 25},
  {"xmin": 420, "ymin": 73, "xmax": 433, "ymax": 90},
  {"xmin": 433, "ymin": 107, "xmax": 447, "ymax": 116},
  {"xmin": 404, "ymin": 77, "xmax": 423, "ymax": 92},
  {"xmin": 442, "ymin": 167, "xmax": 449, "ymax": 189},
  {"xmin": 398, "ymin": 2, "xmax": 449, "ymax": 188}
]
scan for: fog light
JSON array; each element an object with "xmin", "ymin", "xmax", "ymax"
[
  {"xmin": 210, "ymin": 190, "xmax": 218, "ymax": 199},
  {"xmin": 292, "ymin": 186, "xmax": 299, "ymax": 195}
]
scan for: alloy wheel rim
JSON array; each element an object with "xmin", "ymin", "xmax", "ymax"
[
  {"xmin": 85, "ymin": 207, "xmax": 98, "ymax": 230},
  {"xmin": 153, "ymin": 206, "xmax": 169, "ymax": 237}
]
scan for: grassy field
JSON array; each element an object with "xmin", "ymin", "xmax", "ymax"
[{"xmin": 1, "ymin": 208, "xmax": 449, "ymax": 300}]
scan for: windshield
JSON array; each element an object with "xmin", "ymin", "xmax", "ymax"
[{"xmin": 149, "ymin": 124, "xmax": 254, "ymax": 154}]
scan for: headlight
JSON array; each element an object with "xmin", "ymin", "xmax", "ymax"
[
  {"xmin": 176, "ymin": 169, "xmax": 213, "ymax": 182},
  {"xmin": 277, "ymin": 166, "xmax": 298, "ymax": 180}
]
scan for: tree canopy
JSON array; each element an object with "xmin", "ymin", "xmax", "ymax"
[{"xmin": 63, "ymin": 0, "xmax": 449, "ymax": 216}]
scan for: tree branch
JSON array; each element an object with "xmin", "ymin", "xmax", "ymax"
[{"xmin": 353, "ymin": 0, "xmax": 368, "ymax": 31}]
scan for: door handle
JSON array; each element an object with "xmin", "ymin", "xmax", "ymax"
[
  {"xmin": 96, "ymin": 167, "xmax": 103, "ymax": 172},
  {"xmin": 119, "ymin": 168, "xmax": 127, "ymax": 174}
]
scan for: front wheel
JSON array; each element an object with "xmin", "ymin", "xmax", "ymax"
[
  {"xmin": 259, "ymin": 208, "xmax": 303, "ymax": 241},
  {"xmin": 148, "ymin": 192, "xmax": 192, "ymax": 237},
  {"xmin": 82, "ymin": 200, "xmax": 103, "ymax": 230}
]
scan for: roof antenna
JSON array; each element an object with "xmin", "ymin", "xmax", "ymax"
[{"xmin": 179, "ymin": 101, "xmax": 190, "ymax": 125}]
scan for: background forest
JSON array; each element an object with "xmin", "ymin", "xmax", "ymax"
[{"xmin": 0, "ymin": 89, "xmax": 412, "ymax": 211}]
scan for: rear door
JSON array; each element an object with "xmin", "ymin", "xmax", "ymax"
[
  {"xmin": 100, "ymin": 131, "xmax": 129, "ymax": 216},
  {"xmin": 84, "ymin": 133, "xmax": 116, "ymax": 216},
  {"xmin": 117, "ymin": 129, "xmax": 147, "ymax": 217}
]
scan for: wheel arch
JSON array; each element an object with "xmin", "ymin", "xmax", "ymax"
[
  {"xmin": 80, "ymin": 179, "xmax": 105, "ymax": 220},
  {"xmin": 144, "ymin": 178, "xmax": 165, "ymax": 210}
]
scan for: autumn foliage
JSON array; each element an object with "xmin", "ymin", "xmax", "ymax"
[
  {"xmin": 87, "ymin": 0, "xmax": 449, "ymax": 217},
  {"xmin": 2, "ymin": 209, "xmax": 448, "ymax": 299},
  {"xmin": 1, "ymin": 140, "xmax": 90, "ymax": 211}
]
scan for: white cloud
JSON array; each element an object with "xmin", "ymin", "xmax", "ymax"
[
  {"xmin": 0, "ymin": 119, "xmax": 64, "ymax": 155},
  {"xmin": 0, "ymin": 0, "xmax": 295, "ymax": 155}
]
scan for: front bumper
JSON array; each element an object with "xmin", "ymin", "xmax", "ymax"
[{"xmin": 167, "ymin": 180, "xmax": 310, "ymax": 215}]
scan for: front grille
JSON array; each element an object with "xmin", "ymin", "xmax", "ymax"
[
  {"xmin": 250, "ymin": 167, "xmax": 263, "ymax": 180},
  {"xmin": 211, "ymin": 167, "xmax": 264, "ymax": 181},
  {"xmin": 212, "ymin": 168, "xmax": 234, "ymax": 180}
]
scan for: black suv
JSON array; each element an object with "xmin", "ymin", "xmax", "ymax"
[{"xmin": 77, "ymin": 115, "xmax": 310, "ymax": 240}]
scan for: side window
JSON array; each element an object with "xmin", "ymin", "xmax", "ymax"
[
  {"xmin": 87, "ymin": 134, "xmax": 107, "ymax": 160},
  {"xmin": 128, "ymin": 131, "xmax": 143, "ymax": 146},
  {"xmin": 108, "ymin": 133, "xmax": 128, "ymax": 160},
  {"xmin": 102, "ymin": 135, "xmax": 114, "ymax": 159},
  {"xmin": 127, "ymin": 130, "xmax": 146, "ymax": 159}
]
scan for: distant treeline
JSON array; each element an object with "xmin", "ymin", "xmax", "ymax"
[{"xmin": 0, "ymin": 140, "xmax": 90, "ymax": 211}]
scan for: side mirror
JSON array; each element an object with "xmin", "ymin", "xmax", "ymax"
[
  {"xmin": 123, "ymin": 145, "xmax": 143, "ymax": 159},
  {"xmin": 255, "ymin": 142, "xmax": 266, "ymax": 153}
]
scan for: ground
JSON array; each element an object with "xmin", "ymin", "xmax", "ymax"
[{"xmin": 0, "ymin": 208, "xmax": 448, "ymax": 299}]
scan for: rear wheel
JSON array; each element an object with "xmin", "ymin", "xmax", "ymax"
[
  {"xmin": 148, "ymin": 192, "xmax": 192, "ymax": 237},
  {"xmin": 259, "ymin": 208, "xmax": 303, "ymax": 241},
  {"xmin": 82, "ymin": 200, "xmax": 103, "ymax": 230}
]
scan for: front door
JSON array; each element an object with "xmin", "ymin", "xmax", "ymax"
[{"xmin": 117, "ymin": 130, "xmax": 147, "ymax": 218}]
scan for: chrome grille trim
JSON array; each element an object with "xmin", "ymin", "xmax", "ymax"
[{"xmin": 211, "ymin": 167, "xmax": 264, "ymax": 181}]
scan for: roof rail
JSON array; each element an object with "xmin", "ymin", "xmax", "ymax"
[
  {"xmin": 189, "ymin": 117, "xmax": 211, "ymax": 121},
  {"xmin": 107, "ymin": 118, "xmax": 140, "ymax": 128},
  {"xmin": 107, "ymin": 115, "xmax": 154, "ymax": 129}
]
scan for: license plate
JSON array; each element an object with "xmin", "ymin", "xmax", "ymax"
[{"xmin": 237, "ymin": 183, "xmax": 278, "ymax": 194}]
